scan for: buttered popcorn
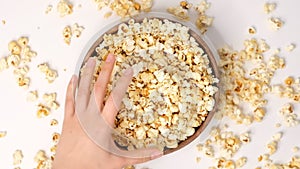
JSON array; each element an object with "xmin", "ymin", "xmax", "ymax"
[{"xmin": 85, "ymin": 18, "xmax": 218, "ymax": 150}]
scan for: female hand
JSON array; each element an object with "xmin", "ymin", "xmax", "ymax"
[{"xmin": 52, "ymin": 54, "xmax": 162, "ymax": 169}]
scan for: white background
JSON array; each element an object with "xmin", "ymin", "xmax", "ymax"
[{"xmin": 0, "ymin": 0, "xmax": 299, "ymax": 168}]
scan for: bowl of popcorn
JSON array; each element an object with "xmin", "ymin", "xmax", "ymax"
[{"xmin": 76, "ymin": 12, "xmax": 219, "ymax": 156}]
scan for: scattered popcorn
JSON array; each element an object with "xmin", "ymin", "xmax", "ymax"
[
  {"xmin": 248, "ymin": 26, "xmax": 257, "ymax": 34},
  {"xmin": 180, "ymin": 1, "xmax": 193, "ymax": 9},
  {"xmin": 194, "ymin": 0, "xmax": 210, "ymax": 14},
  {"xmin": 285, "ymin": 43, "xmax": 296, "ymax": 52},
  {"xmin": 236, "ymin": 157, "xmax": 247, "ymax": 168},
  {"xmin": 37, "ymin": 63, "xmax": 58, "ymax": 83},
  {"xmin": 57, "ymin": 0, "xmax": 73, "ymax": 17},
  {"xmin": 13, "ymin": 150, "xmax": 23, "ymax": 165},
  {"xmin": 8, "ymin": 41, "xmax": 21, "ymax": 55},
  {"xmin": 196, "ymin": 156, "xmax": 202, "ymax": 163},
  {"xmin": 16, "ymin": 76, "xmax": 30, "ymax": 89},
  {"xmin": 34, "ymin": 150, "xmax": 52, "ymax": 169},
  {"xmin": 275, "ymin": 123, "xmax": 281, "ymax": 128},
  {"xmin": 195, "ymin": 14, "xmax": 214, "ymax": 34},
  {"xmin": 101, "ymin": 0, "xmax": 153, "ymax": 18},
  {"xmin": 7, "ymin": 54, "xmax": 21, "ymax": 67},
  {"xmin": 52, "ymin": 132, "xmax": 60, "ymax": 143},
  {"xmin": 37, "ymin": 104, "xmax": 51, "ymax": 118},
  {"xmin": 71, "ymin": 23, "xmax": 84, "ymax": 38},
  {"xmin": 94, "ymin": 0, "xmax": 110, "ymax": 10},
  {"xmin": 272, "ymin": 132, "xmax": 283, "ymax": 141},
  {"xmin": 293, "ymin": 146, "xmax": 299, "ymax": 153},
  {"xmin": 45, "ymin": 5, "xmax": 53, "ymax": 14},
  {"xmin": 85, "ymin": 18, "xmax": 218, "ymax": 150},
  {"xmin": 62, "ymin": 25, "xmax": 72, "ymax": 45},
  {"xmin": 0, "ymin": 57, "xmax": 8, "ymax": 72},
  {"xmin": 266, "ymin": 132, "xmax": 283, "ymax": 155},
  {"xmin": 264, "ymin": 2, "xmax": 276, "ymax": 14},
  {"xmin": 216, "ymin": 38, "xmax": 283, "ymax": 124},
  {"xmin": 285, "ymin": 76, "xmax": 295, "ymax": 86},
  {"xmin": 50, "ymin": 119, "xmax": 59, "ymax": 126},
  {"xmin": 239, "ymin": 132, "xmax": 251, "ymax": 144},
  {"xmin": 0, "ymin": 131, "xmax": 7, "ymax": 138},
  {"xmin": 268, "ymin": 17, "xmax": 284, "ymax": 31},
  {"xmin": 43, "ymin": 93, "xmax": 60, "ymax": 110},
  {"xmin": 198, "ymin": 127, "xmax": 249, "ymax": 159},
  {"xmin": 1, "ymin": 19, "xmax": 6, "ymax": 25},
  {"xmin": 279, "ymin": 103, "xmax": 300, "ymax": 127},
  {"xmin": 26, "ymin": 90, "xmax": 38, "ymax": 102},
  {"xmin": 167, "ymin": 6, "xmax": 190, "ymax": 21},
  {"xmin": 62, "ymin": 23, "xmax": 84, "ymax": 45}
]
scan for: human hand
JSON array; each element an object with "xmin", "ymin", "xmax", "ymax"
[{"xmin": 52, "ymin": 54, "xmax": 162, "ymax": 169}]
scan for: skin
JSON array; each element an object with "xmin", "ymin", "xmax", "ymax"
[{"xmin": 52, "ymin": 54, "xmax": 162, "ymax": 169}]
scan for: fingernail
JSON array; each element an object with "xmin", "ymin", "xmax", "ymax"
[
  {"xmin": 87, "ymin": 57, "xmax": 96, "ymax": 67},
  {"xmin": 105, "ymin": 54, "xmax": 114, "ymax": 63},
  {"xmin": 151, "ymin": 151, "xmax": 163, "ymax": 160},
  {"xmin": 124, "ymin": 67, "xmax": 133, "ymax": 76}
]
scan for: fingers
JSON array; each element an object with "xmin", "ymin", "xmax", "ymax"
[
  {"xmin": 102, "ymin": 67, "xmax": 133, "ymax": 126},
  {"xmin": 90, "ymin": 53, "xmax": 116, "ymax": 111},
  {"xmin": 76, "ymin": 58, "xmax": 96, "ymax": 109},
  {"xmin": 64, "ymin": 75, "xmax": 78, "ymax": 118}
]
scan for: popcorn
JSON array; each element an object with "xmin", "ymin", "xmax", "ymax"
[
  {"xmin": 34, "ymin": 150, "xmax": 52, "ymax": 169},
  {"xmin": 292, "ymin": 146, "xmax": 299, "ymax": 153},
  {"xmin": 62, "ymin": 25, "xmax": 72, "ymax": 45},
  {"xmin": 236, "ymin": 157, "xmax": 247, "ymax": 168},
  {"xmin": 195, "ymin": 14, "xmax": 214, "ymax": 34},
  {"xmin": 94, "ymin": 0, "xmax": 110, "ymax": 10},
  {"xmin": 167, "ymin": 6, "xmax": 190, "ymax": 21},
  {"xmin": 38, "ymin": 63, "xmax": 58, "ymax": 83},
  {"xmin": 8, "ymin": 41, "xmax": 21, "ymax": 55},
  {"xmin": 27, "ymin": 90, "xmax": 38, "ymax": 102},
  {"xmin": 285, "ymin": 43, "xmax": 296, "ymax": 52},
  {"xmin": 268, "ymin": 17, "xmax": 284, "ymax": 31},
  {"xmin": 45, "ymin": 5, "xmax": 53, "ymax": 14},
  {"xmin": 37, "ymin": 104, "xmax": 51, "ymax": 118},
  {"xmin": 71, "ymin": 23, "xmax": 84, "ymax": 38},
  {"xmin": 264, "ymin": 3, "xmax": 276, "ymax": 14},
  {"xmin": 194, "ymin": 0, "xmax": 210, "ymax": 14},
  {"xmin": 62, "ymin": 23, "xmax": 84, "ymax": 45},
  {"xmin": 0, "ymin": 57, "xmax": 8, "ymax": 72},
  {"xmin": 279, "ymin": 103, "xmax": 300, "ymax": 127},
  {"xmin": 13, "ymin": 150, "xmax": 23, "ymax": 165},
  {"xmin": 85, "ymin": 18, "xmax": 218, "ymax": 150},
  {"xmin": 0, "ymin": 131, "xmax": 7, "ymax": 138},
  {"xmin": 248, "ymin": 26, "xmax": 257, "ymax": 34},
  {"xmin": 196, "ymin": 156, "xmax": 202, "ymax": 163},
  {"xmin": 52, "ymin": 132, "xmax": 60, "ymax": 143},
  {"xmin": 180, "ymin": 1, "xmax": 193, "ymax": 9},
  {"xmin": 16, "ymin": 76, "xmax": 30, "ymax": 89},
  {"xmin": 43, "ymin": 93, "xmax": 60, "ymax": 110},
  {"xmin": 102, "ymin": 0, "xmax": 153, "ymax": 18},
  {"xmin": 57, "ymin": 0, "xmax": 73, "ymax": 17},
  {"xmin": 7, "ymin": 54, "xmax": 21, "ymax": 67},
  {"xmin": 50, "ymin": 119, "xmax": 59, "ymax": 126}
]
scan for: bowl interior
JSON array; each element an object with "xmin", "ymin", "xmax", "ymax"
[{"xmin": 77, "ymin": 12, "xmax": 220, "ymax": 155}]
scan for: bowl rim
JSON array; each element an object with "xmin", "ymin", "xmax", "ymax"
[{"xmin": 75, "ymin": 11, "xmax": 220, "ymax": 156}]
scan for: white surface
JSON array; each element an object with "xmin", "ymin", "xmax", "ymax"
[{"xmin": 0, "ymin": 0, "xmax": 299, "ymax": 168}]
